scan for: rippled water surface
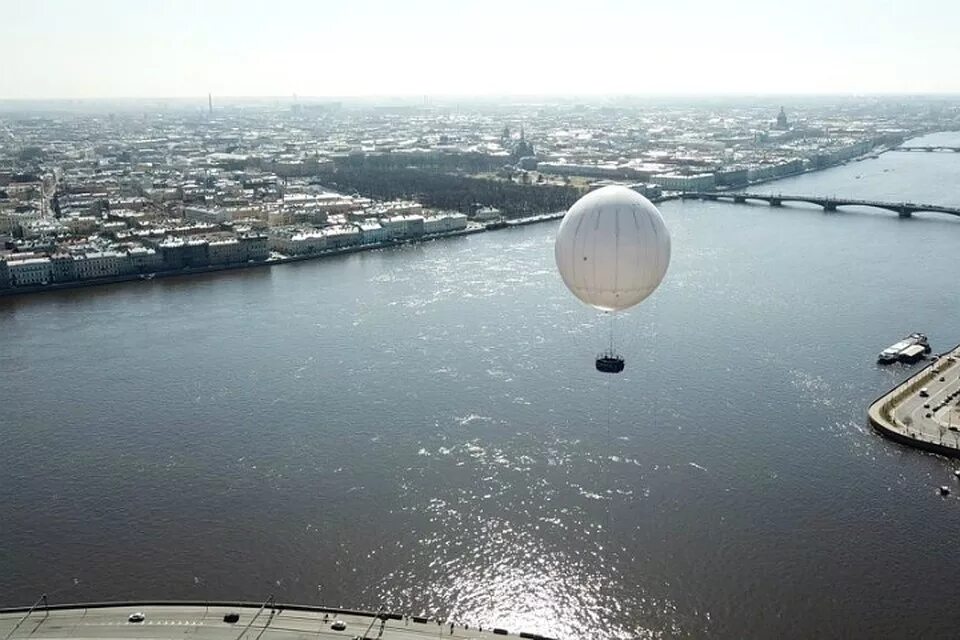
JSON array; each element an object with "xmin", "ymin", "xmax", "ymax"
[{"xmin": 3, "ymin": 133, "xmax": 960, "ymax": 639}]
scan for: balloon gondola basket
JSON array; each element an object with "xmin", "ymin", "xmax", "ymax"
[{"xmin": 595, "ymin": 352, "xmax": 625, "ymax": 374}]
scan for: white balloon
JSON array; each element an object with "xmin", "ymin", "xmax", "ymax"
[{"xmin": 554, "ymin": 185, "xmax": 671, "ymax": 312}]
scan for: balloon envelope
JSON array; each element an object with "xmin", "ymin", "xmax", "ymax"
[{"xmin": 554, "ymin": 185, "xmax": 671, "ymax": 311}]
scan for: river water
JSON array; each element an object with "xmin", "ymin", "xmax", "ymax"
[{"xmin": 2, "ymin": 132, "xmax": 960, "ymax": 639}]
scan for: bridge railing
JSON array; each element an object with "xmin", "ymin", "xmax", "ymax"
[
  {"xmin": 3, "ymin": 594, "xmax": 47, "ymax": 640},
  {"xmin": 679, "ymin": 192, "xmax": 960, "ymax": 216}
]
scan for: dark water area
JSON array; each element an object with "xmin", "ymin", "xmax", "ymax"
[{"xmin": 2, "ymin": 132, "xmax": 960, "ymax": 639}]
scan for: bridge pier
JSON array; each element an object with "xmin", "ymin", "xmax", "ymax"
[
  {"xmin": 823, "ymin": 202, "xmax": 837, "ymax": 212},
  {"xmin": 769, "ymin": 198, "xmax": 782, "ymax": 207},
  {"xmin": 899, "ymin": 209, "xmax": 912, "ymax": 218},
  {"xmin": 733, "ymin": 195, "xmax": 746, "ymax": 204}
]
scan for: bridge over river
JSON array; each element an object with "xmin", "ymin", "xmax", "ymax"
[{"xmin": 681, "ymin": 192, "xmax": 960, "ymax": 219}]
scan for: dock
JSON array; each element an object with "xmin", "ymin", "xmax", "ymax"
[
  {"xmin": 0, "ymin": 601, "xmax": 557, "ymax": 640},
  {"xmin": 868, "ymin": 345, "xmax": 960, "ymax": 456}
]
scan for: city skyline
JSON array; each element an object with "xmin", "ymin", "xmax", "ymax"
[
  {"xmin": 1, "ymin": 93, "xmax": 952, "ymax": 295},
  {"xmin": 4, "ymin": 0, "xmax": 960, "ymax": 99}
]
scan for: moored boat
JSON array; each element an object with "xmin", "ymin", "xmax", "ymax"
[{"xmin": 878, "ymin": 333, "xmax": 930, "ymax": 364}]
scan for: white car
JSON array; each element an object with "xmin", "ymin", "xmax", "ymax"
[
  {"xmin": 128, "ymin": 612, "xmax": 145, "ymax": 623},
  {"xmin": 330, "ymin": 620, "xmax": 346, "ymax": 631}
]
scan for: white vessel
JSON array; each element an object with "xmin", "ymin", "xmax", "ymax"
[{"xmin": 878, "ymin": 333, "xmax": 930, "ymax": 364}]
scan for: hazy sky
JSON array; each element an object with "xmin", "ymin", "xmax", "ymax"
[{"xmin": 3, "ymin": 0, "xmax": 959, "ymax": 99}]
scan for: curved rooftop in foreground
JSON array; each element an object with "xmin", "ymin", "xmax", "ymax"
[{"xmin": 0, "ymin": 602, "xmax": 557, "ymax": 640}]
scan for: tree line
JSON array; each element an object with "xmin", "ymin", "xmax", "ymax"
[{"xmin": 318, "ymin": 164, "xmax": 582, "ymax": 217}]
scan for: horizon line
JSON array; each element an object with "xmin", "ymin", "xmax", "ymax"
[{"xmin": 3, "ymin": 91, "xmax": 960, "ymax": 103}]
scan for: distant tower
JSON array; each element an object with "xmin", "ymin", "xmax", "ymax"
[
  {"xmin": 776, "ymin": 106, "xmax": 788, "ymax": 130},
  {"xmin": 513, "ymin": 125, "xmax": 535, "ymax": 160},
  {"xmin": 208, "ymin": 93, "xmax": 213, "ymax": 115}
]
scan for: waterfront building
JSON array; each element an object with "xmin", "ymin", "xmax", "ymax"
[
  {"xmin": 357, "ymin": 221, "xmax": 389, "ymax": 244},
  {"xmin": 159, "ymin": 238, "xmax": 210, "ymax": 270},
  {"xmin": 74, "ymin": 251, "xmax": 131, "ymax": 280},
  {"xmin": 240, "ymin": 235, "xmax": 269, "ymax": 261},
  {"xmin": 715, "ymin": 167, "xmax": 749, "ymax": 188},
  {"xmin": 207, "ymin": 238, "xmax": 245, "ymax": 265},
  {"xmin": 746, "ymin": 159, "xmax": 803, "ymax": 182},
  {"xmin": 0, "ymin": 259, "xmax": 9, "ymax": 289},
  {"xmin": 49, "ymin": 254, "xmax": 77, "ymax": 283},
  {"xmin": 322, "ymin": 224, "xmax": 362, "ymax": 249},
  {"xmin": 200, "ymin": 234, "xmax": 268, "ymax": 264},
  {"xmin": 127, "ymin": 246, "xmax": 163, "ymax": 272},
  {"xmin": 630, "ymin": 183, "xmax": 663, "ymax": 200},
  {"xmin": 474, "ymin": 207, "xmax": 501, "ymax": 222},
  {"xmin": 652, "ymin": 173, "xmax": 716, "ymax": 192},
  {"xmin": 268, "ymin": 229, "xmax": 327, "ymax": 256},
  {"xmin": 381, "ymin": 215, "xmax": 425, "ymax": 239},
  {"xmin": 7, "ymin": 257, "xmax": 52, "ymax": 286},
  {"xmin": 422, "ymin": 213, "xmax": 468, "ymax": 235}
]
